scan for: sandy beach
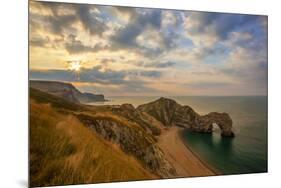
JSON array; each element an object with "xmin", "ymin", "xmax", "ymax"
[{"xmin": 157, "ymin": 126, "xmax": 217, "ymax": 177}]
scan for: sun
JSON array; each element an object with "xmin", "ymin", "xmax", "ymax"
[{"xmin": 68, "ymin": 61, "xmax": 81, "ymax": 72}]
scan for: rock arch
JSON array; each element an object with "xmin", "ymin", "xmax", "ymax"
[
  {"xmin": 136, "ymin": 97, "xmax": 235, "ymax": 137},
  {"xmin": 201, "ymin": 112, "xmax": 235, "ymax": 137}
]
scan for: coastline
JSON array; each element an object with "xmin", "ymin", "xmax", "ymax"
[
  {"xmin": 157, "ymin": 126, "xmax": 219, "ymax": 178},
  {"xmin": 178, "ymin": 129, "xmax": 221, "ymax": 175}
]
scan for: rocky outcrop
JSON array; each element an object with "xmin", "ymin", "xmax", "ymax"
[
  {"xmin": 120, "ymin": 103, "xmax": 135, "ymax": 111},
  {"xmin": 30, "ymin": 80, "xmax": 106, "ymax": 103},
  {"xmin": 137, "ymin": 97, "xmax": 235, "ymax": 137},
  {"xmin": 110, "ymin": 104, "xmax": 162, "ymax": 136},
  {"xmin": 76, "ymin": 113, "xmax": 176, "ymax": 177},
  {"xmin": 200, "ymin": 112, "xmax": 234, "ymax": 137},
  {"xmin": 137, "ymin": 97, "xmax": 179, "ymax": 126}
]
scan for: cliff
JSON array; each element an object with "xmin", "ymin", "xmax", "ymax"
[
  {"xmin": 137, "ymin": 97, "xmax": 235, "ymax": 137},
  {"xmin": 76, "ymin": 113, "xmax": 176, "ymax": 177},
  {"xmin": 30, "ymin": 80, "xmax": 106, "ymax": 103}
]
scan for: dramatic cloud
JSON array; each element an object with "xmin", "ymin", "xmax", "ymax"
[
  {"xmin": 29, "ymin": 1, "xmax": 268, "ymax": 96},
  {"xmin": 184, "ymin": 12, "xmax": 267, "ymax": 50},
  {"xmin": 30, "ymin": 36, "xmax": 50, "ymax": 47},
  {"xmin": 112, "ymin": 9, "xmax": 162, "ymax": 46},
  {"xmin": 30, "ymin": 66, "xmax": 161, "ymax": 84},
  {"xmin": 64, "ymin": 34, "xmax": 105, "ymax": 54},
  {"xmin": 74, "ymin": 4, "xmax": 108, "ymax": 36}
]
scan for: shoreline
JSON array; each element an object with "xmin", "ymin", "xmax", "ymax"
[
  {"xmin": 178, "ymin": 129, "xmax": 221, "ymax": 175},
  {"xmin": 157, "ymin": 126, "xmax": 219, "ymax": 178}
]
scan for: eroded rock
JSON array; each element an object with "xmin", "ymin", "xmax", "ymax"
[
  {"xmin": 76, "ymin": 113, "xmax": 177, "ymax": 177},
  {"xmin": 137, "ymin": 97, "xmax": 235, "ymax": 137}
]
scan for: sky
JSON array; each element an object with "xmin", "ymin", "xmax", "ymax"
[{"xmin": 29, "ymin": 1, "xmax": 268, "ymax": 96}]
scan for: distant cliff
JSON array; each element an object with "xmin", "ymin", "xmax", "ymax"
[{"xmin": 30, "ymin": 80, "xmax": 106, "ymax": 103}]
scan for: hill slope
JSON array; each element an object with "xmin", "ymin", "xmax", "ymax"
[
  {"xmin": 29, "ymin": 89, "xmax": 178, "ymax": 187},
  {"xmin": 30, "ymin": 97, "xmax": 155, "ymax": 187}
]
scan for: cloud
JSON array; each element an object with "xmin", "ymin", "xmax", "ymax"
[
  {"xmin": 138, "ymin": 71, "xmax": 161, "ymax": 77},
  {"xmin": 30, "ymin": 1, "xmax": 77, "ymax": 35},
  {"xmin": 220, "ymin": 47, "xmax": 267, "ymax": 79},
  {"xmin": 30, "ymin": 66, "xmax": 161, "ymax": 84},
  {"xmin": 29, "ymin": 2, "xmax": 77, "ymax": 39},
  {"xmin": 112, "ymin": 6, "xmax": 138, "ymax": 23},
  {"xmin": 30, "ymin": 66, "xmax": 126, "ymax": 84},
  {"xmin": 48, "ymin": 14, "xmax": 77, "ymax": 35},
  {"xmin": 136, "ymin": 61, "xmax": 176, "ymax": 68},
  {"xmin": 30, "ymin": 13, "xmax": 77, "ymax": 36},
  {"xmin": 155, "ymin": 61, "xmax": 176, "ymax": 68},
  {"xmin": 136, "ymin": 28, "xmax": 166, "ymax": 51},
  {"xmin": 64, "ymin": 34, "xmax": 105, "ymax": 54},
  {"xmin": 162, "ymin": 10, "xmax": 181, "ymax": 27},
  {"xmin": 184, "ymin": 12, "xmax": 265, "ymax": 48},
  {"xmin": 30, "ymin": 1, "xmax": 109, "ymax": 37},
  {"xmin": 110, "ymin": 9, "xmax": 162, "ymax": 52},
  {"xmin": 74, "ymin": 4, "xmax": 108, "ymax": 36},
  {"xmin": 30, "ymin": 36, "xmax": 50, "ymax": 47},
  {"xmin": 187, "ymin": 12, "xmax": 256, "ymax": 39},
  {"xmin": 109, "ymin": 8, "xmax": 185, "ymax": 55}
]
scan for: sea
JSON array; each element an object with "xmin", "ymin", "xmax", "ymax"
[{"xmin": 88, "ymin": 96, "xmax": 268, "ymax": 175}]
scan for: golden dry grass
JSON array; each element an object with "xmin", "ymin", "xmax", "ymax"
[{"xmin": 30, "ymin": 101, "xmax": 155, "ymax": 187}]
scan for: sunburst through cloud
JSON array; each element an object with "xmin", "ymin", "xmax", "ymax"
[{"xmin": 67, "ymin": 60, "xmax": 82, "ymax": 80}]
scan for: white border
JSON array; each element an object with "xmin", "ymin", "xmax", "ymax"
[{"xmin": 1, "ymin": 0, "xmax": 280, "ymax": 188}]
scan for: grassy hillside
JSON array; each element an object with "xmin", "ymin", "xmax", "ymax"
[{"xmin": 30, "ymin": 96, "xmax": 155, "ymax": 187}]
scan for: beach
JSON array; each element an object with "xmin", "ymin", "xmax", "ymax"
[
  {"xmin": 109, "ymin": 96, "xmax": 268, "ymax": 175},
  {"xmin": 157, "ymin": 126, "xmax": 217, "ymax": 177}
]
